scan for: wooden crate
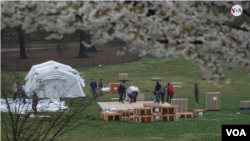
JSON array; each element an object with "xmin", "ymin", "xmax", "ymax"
[
  {"xmin": 122, "ymin": 110, "xmax": 128, "ymax": 116},
  {"xmin": 122, "ymin": 116, "xmax": 129, "ymax": 121},
  {"xmin": 152, "ymin": 105, "xmax": 163, "ymax": 114},
  {"xmin": 151, "ymin": 77, "xmax": 161, "ymax": 81},
  {"xmin": 109, "ymin": 83, "xmax": 120, "ymax": 94},
  {"xmin": 162, "ymin": 106, "xmax": 177, "ymax": 114},
  {"xmin": 178, "ymin": 112, "xmax": 193, "ymax": 118},
  {"xmin": 139, "ymin": 115, "xmax": 153, "ymax": 123},
  {"xmin": 119, "ymin": 73, "xmax": 128, "ymax": 80},
  {"xmin": 129, "ymin": 115, "xmax": 134, "ymax": 122},
  {"xmin": 194, "ymin": 109, "xmax": 204, "ymax": 117},
  {"xmin": 104, "ymin": 113, "xmax": 121, "ymax": 121},
  {"xmin": 134, "ymin": 116, "xmax": 140, "ymax": 123},
  {"xmin": 171, "ymin": 82, "xmax": 182, "ymax": 88},
  {"xmin": 206, "ymin": 92, "xmax": 221, "ymax": 111},
  {"xmin": 127, "ymin": 110, "xmax": 134, "ymax": 116},
  {"xmin": 161, "ymin": 114, "xmax": 176, "ymax": 121},
  {"xmin": 153, "ymin": 114, "xmax": 161, "ymax": 121},
  {"xmin": 239, "ymin": 101, "xmax": 250, "ymax": 109},
  {"xmin": 143, "ymin": 103, "xmax": 159, "ymax": 107},
  {"xmin": 134, "ymin": 107, "xmax": 153, "ymax": 116}
]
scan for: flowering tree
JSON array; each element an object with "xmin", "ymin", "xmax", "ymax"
[{"xmin": 1, "ymin": 1, "xmax": 250, "ymax": 87}]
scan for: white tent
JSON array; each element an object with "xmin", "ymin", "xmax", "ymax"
[{"xmin": 24, "ymin": 60, "xmax": 86, "ymax": 98}]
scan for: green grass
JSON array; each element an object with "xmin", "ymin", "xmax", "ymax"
[
  {"xmin": 1, "ymin": 57, "xmax": 250, "ymax": 141},
  {"xmin": 1, "ymin": 42, "xmax": 79, "ymax": 48}
]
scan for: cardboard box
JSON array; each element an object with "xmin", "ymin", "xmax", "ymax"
[
  {"xmin": 206, "ymin": 92, "xmax": 221, "ymax": 111},
  {"xmin": 239, "ymin": 101, "xmax": 250, "ymax": 109},
  {"xmin": 109, "ymin": 83, "xmax": 120, "ymax": 94},
  {"xmin": 202, "ymin": 71, "xmax": 210, "ymax": 79},
  {"xmin": 171, "ymin": 82, "xmax": 182, "ymax": 88},
  {"xmin": 119, "ymin": 73, "xmax": 128, "ymax": 80},
  {"xmin": 194, "ymin": 109, "xmax": 204, "ymax": 117},
  {"xmin": 171, "ymin": 98, "xmax": 188, "ymax": 112}
]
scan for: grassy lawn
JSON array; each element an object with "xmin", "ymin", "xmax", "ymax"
[{"xmin": 1, "ymin": 57, "xmax": 250, "ymax": 141}]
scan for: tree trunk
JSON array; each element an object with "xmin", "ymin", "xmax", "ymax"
[
  {"xmin": 17, "ymin": 26, "xmax": 28, "ymax": 59},
  {"xmin": 0, "ymin": 29, "xmax": 4, "ymax": 39},
  {"xmin": 77, "ymin": 30, "xmax": 89, "ymax": 58},
  {"xmin": 86, "ymin": 31, "xmax": 98, "ymax": 53}
]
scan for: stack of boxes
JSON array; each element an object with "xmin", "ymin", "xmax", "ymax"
[
  {"xmin": 101, "ymin": 110, "xmax": 121, "ymax": 121},
  {"xmin": 171, "ymin": 98, "xmax": 193, "ymax": 118},
  {"xmin": 239, "ymin": 101, "xmax": 250, "ymax": 110},
  {"xmin": 119, "ymin": 73, "xmax": 128, "ymax": 81},
  {"xmin": 161, "ymin": 105, "xmax": 179, "ymax": 121}
]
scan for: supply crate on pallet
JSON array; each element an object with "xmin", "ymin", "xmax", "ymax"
[
  {"xmin": 104, "ymin": 113, "xmax": 121, "ymax": 121},
  {"xmin": 139, "ymin": 115, "xmax": 154, "ymax": 123},
  {"xmin": 143, "ymin": 103, "xmax": 159, "ymax": 107},
  {"xmin": 127, "ymin": 109, "xmax": 134, "ymax": 116},
  {"xmin": 134, "ymin": 116, "xmax": 140, "ymax": 123},
  {"xmin": 194, "ymin": 109, "xmax": 204, "ymax": 117},
  {"xmin": 178, "ymin": 112, "xmax": 193, "ymax": 118},
  {"xmin": 122, "ymin": 116, "xmax": 129, "ymax": 121},
  {"xmin": 153, "ymin": 114, "xmax": 161, "ymax": 121},
  {"xmin": 152, "ymin": 105, "xmax": 163, "ymax": 114},
  {"xmin": 129, "ymin": 115, "xmax": 134, "ymax": 122},
  {"xmin": 134, "ymin": 107, "xmax": 153, "ymax": 116},
  {"xmin": 206, "ymin": 92, "xmax": 221, "ymax": 111},
  {"xmin": 122, "ymin": 110, "xmax": 128, "ymax": 116},
  {"xmin": 162, "ymin": 106, "xmax": 177, "ymax": 114},
  {"xmin": 161, "ymin": 114, "xmax": 176, "ymax": 121}
]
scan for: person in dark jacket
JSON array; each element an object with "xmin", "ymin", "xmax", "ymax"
[
  {"xmin": 97, "ymin": 79, "xmax": 103, "ymax": 96},
  {"xmin": 155, "ymin": 81, "xmax": 161, "ymax": 91},
  {"xmin": 131, "ymin": 91, "xmax": 138, "ymax": 102},
  {"xmin": 195, "ymin": 83, "xmax": 199, "ymax": 105},
  {"xmin": 32, "ymin": 93, "xmax": 38, "ymax": 115},
  {"xmin": 160, "ymin": 87, "xmax": 166, "ymax": 104},
  {"xmin": 118, "ymin": 83, "xmax": 126, "ymax": 103},
  {"xmin": 127, "ymin": 92, "xmax": 136, "ymax": 103},
  {"xmin": 90, "ymin": 79, "xmax": 98, "ymax": 98},
  {"xmin": 21, "ymin": 89, "xmax": 27, "ymax": 104}
]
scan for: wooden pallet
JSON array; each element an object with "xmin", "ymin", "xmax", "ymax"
[
  {"xmin": 139, "ymin": 115, "xmax": 153, "ymax": 123},
  {"xmin": 129, "ymin": 115, "xmax": 134, "ymax": 122},
  {"xmin": 194, "ymin": 109, "xmax": 204, "ymax": 117},
  {"xmin": 143, "ymin": 103, "xmax": 159, "ymax": 107},
  {"xmin": 161, "ymin": 114, "xmax": 177, "ymax": 121},
  {"xmin": 103, "ymin": 113, "xmax": 121, "ymax": 121},
  {"xmin": 178, "ymin": 112, "xmax": 193, "ymax": 118},
  {"xmin": 134, "ymin": 107, "xmax": 153, "ymax": 116},
  {"xmin": 162, "ymin": 106, "xmax": 177, "ymax": 114},
  {"xmin": 122, "ymin": 116, "xmax": 129, "ymax": 121},
  {"xmin": 153, "ymin": 114, "xmax": 161, "ymax": 121}
]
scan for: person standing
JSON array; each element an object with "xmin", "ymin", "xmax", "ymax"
[
  {"xmin": 155, "ymin": 81, "xmax": 161, "ymax": 92},
  {"xmin": 166, "ymin": 83, "xmax": 172, "ymax": 103},
  {"xmin": 118, "ymin": 83, "xmax": 126, "ymax": 104},
  {"xmin": 97, "ymin": 79, "xmax": 103, "ymax": 96},
  {"xmin": 167, "ymin": 84, "xmax": 175, "ymax": 104},
  {"xmin": 21, "ymin": 89, "xmax": 27, "ymax": 104},
  {"xmin": 195, "ymin": 83, "xmax": 199, "ymax": 105},
  {"xmin": 90, "ymin": 79, "xmax": 97, "ymax": 98},
  {"xmin": 160, "ymin": 87, "xmax": 166, "ymax": 104},
  {"xmin": 123, "ymin": 83, "xmax": 127, "ymax": 100},
  {"xmin": 32, "ymin": 93, "xmax": 38, "ymax": 115},
  {"xmin": 131, "ymin": 91, "xmax": 138, "ymax": 102},
  {"xmin": 13, "ymin": 82, "xmax": 18, "ymax": 100}
]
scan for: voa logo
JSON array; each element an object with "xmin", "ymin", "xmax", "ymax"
[
  {"xmin": 226, "ymin": 129, "xmax": 246, "ymax": 136},
  {"xmin": 231, "ymin": 5, "xmax": 243, "ymax": 16}
]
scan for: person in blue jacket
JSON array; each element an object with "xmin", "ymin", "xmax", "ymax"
[
  {"xmin": 118, "ymin": 83, "xmax": 126, "ymax": 103},
  {"xmin": 90, "ymin": 79, "xmax": 97, "ymax": 98},
  {"xmin": 131, "ymin": 91, "xmax": 138, "ymax": 102}
]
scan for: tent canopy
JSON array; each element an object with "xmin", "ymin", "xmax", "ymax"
[{"xmin": 24, "ymin": 60, "xmax": 86, "ymax": 98}]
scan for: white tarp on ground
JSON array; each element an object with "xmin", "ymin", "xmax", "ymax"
[
  {"xmin": 0, "ymin": 98, "xmax": 68, "ymax": 114},
  {"xmin": 128, "ymin": 86, "xmax": 139, "ymax": 91},
  {"xmin": 102, "ymin": 86, "xmax": 110, "ymax": 92},
  {"xmin": 24, "ymin": 60, "xmax": 86, "ymax": 98}
]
